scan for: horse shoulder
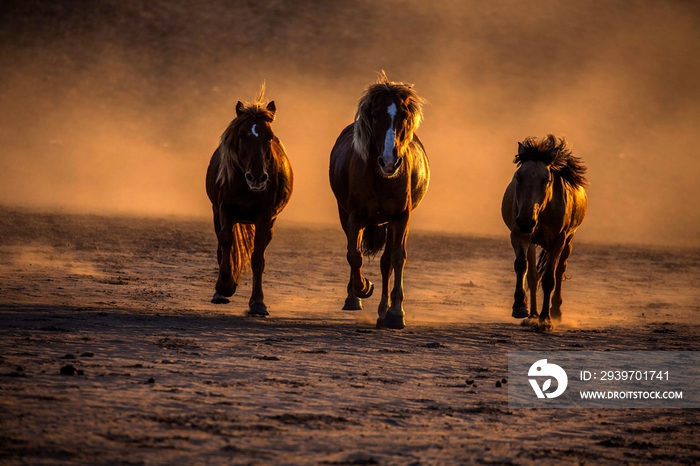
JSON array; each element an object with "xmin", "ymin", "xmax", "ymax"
[
  {"xmin": 205, "ymin": 148, "xmax": 223, "ymax": 203},
  {"xmin": 330, "ymin": 125, "xmax": 355, "ymax": 176},
  {"xmin": 408, "ymin": 135, "xmax": 430, "ymax": 209},
  {"xmin": 501, "ymin": 180, "xmax": 516, "ymax": 230},
  {"xmin": 329, "ymin": 124, "xmax": 357, "ymax": 206},
  {"xmin": 272, "ymin": 138, "xmax": 293, "ymax": 212}
]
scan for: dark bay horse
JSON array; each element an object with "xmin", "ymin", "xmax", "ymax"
[
  {"xmin": 329, "ymin": 73, "xmax": 430, "ymax": 329},
  {"xmin": 205, "ymin": 84, "xmax": 293, "ymax": 316},
  {"xmin": 501, "ymin": 135, "xmax": 588, "ymax": 324}
]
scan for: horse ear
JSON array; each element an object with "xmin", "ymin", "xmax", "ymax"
[
  {"xmin": 266, "ymin": 101, "xmax": 276, "ymax": 115},
  {"xmin": 518, "ymin": 142, "xmax": 526, "ymax": 155},
  {"xmin": 235, "ymin": 101, "xmax": 245, "ymax": 117}
]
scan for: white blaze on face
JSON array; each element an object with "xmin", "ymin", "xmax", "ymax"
[
  {"xmin": 251, "ymin": 124, "xmax": 258, "ymax": 137},
  {"xmin": 382, "ymin": 103, "xmax": 397, "ymax": 163}
]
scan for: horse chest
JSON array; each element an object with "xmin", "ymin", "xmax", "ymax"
[
  {"xmin": 220, "ymin": 187, "xmax": 276, "ymax": 221},
  {"xmin": 364, "ymin": 195, "xmax": 410, "ymax": 222}
]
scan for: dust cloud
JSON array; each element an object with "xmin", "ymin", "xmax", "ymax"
[{"xmin": 0, "ymin": 0, "xmax": 698, "ymax": 246}]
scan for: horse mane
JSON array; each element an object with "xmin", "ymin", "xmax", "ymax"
[
  {"xmin": 216, "ymin": 83, "xmax": 276, "ymax": 186},
  {"xmin": 514, "ymin": 134, "xmax": 589, "ymax": 189},
  {"xmin": 352, "ymin": 71, "xmax": 425, "ymax": 162}
]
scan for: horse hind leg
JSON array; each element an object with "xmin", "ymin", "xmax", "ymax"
[
  {"xmin": 213, "ymin": 211, "xmax": 237, "ymax": 303},
  {"xmin": 550, "ymin": 238, "xmax": 573, "ymax": 321}
]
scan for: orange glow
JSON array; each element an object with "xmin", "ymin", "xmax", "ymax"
[{"xmin": 0, "ymin": 1, "xmax": 698, "ymax": 247}]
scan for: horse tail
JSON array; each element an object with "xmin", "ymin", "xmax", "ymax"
[
  {"xmin": 537, "ymin": 249, "xmax": 548, "ymax": 279},
  {"xmin": 231, "ymin": 223, "xmax": 255, "ymax": 283},
  {"xmin": 361, "ymin": 224, "xmax": 387, "ymax": 257}
]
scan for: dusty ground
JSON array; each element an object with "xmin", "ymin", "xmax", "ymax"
[{"xmin": 1, "ymin": 207, "xmax": 699, "ymax": 465}]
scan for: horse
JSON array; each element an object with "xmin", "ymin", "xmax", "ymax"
[
  {"xmin": 501, "ymin": 134, "xmax": 588, "ymax": 324},
  {"xmin": 329, "ymin": 72, "xmax": 430, "ymax": 329},
  {"xmin": 205, "ymin": 84, "xmax": 293, "ymax": 316}
]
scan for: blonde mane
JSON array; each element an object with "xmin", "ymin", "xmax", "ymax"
[
  {"xmin": 217, "ymin": 83, "xmax": 276, "ymax": 185},
  {"xmin": 352, "ymin": 71, "xmax": 425, "ymax": 162}
]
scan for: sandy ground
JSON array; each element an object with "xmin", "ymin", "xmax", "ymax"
[{"xmin": 1, "ymin": 207, "xmax": 699, "ymax": 465}]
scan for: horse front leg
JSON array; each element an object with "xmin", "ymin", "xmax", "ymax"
[
  {"xmin": 540, "ymin": 236, "xmax": 566, "ymax": 322},
  {"xmin": 339, "ymin": 208, "xmax": 365, "ymax": 310},
  {"xmin": 382, "ymin": 215, "xmax": 409, "ymax": 329},
  {"xmin": 377, "ymin": 233, "xmax": 394, "ymax": 322},
  {"xmin": 248, "ymin": 218, "xmax": 273, "ymax": 316},
  {"xmin": 550, "ymin": 236, "xmax": 573, "ymax": 321},
  {"xmin": 345, "ymin": 214, "xmax": 374, "ymax": 303},
  {"xmin": 213, "ymin": 208, "xmax": 237, "ymax": 303},
  {"xmin": 510, "ymin": 231, "xmax": 529, "ymax": 318},
  {"xmin": 526, "ymin": 243, "xmax": 539, "ymax": 319},
  {"xmin": 213, "ymin": 207, "xmax": 223, "ymax": 266}
]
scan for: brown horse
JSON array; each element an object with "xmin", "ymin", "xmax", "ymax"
[
  {"xmin": 205, "ymin": 84, "xmax": 293, "ymax": 316},
  {"xmin": 501, "ymin": 135, "xmax": 588, "ymax": 323},
  {"xmin": 329, "ymin": 73, "xmax": 430, "ymax": 329}
]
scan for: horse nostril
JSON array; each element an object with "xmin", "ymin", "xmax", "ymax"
[
  {"xmin": 394, "ymin": 157, "xmax": 403, "ymax": 168},
  {"xmin": 260, "ymin": 173, "xmax": 269, "ymax": 183},
  {"xmin": 377, "ymin": 157, "xmax": 385, "ymax": 168},
  {"xmin": 245, "ymin": 172, "xmax": 253, "ymax": 182}
]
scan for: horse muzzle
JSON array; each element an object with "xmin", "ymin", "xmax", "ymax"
[
  {"xmin": 377, "ymin": 156, "xmax": 403, "ymax": 176},
  {"xmin": 515, "ymin": 216, "xmax": 537, "ymax": 235},
  {"xmin": 245, "ymin": 171, "xmax": 269, "ymax": 191}
]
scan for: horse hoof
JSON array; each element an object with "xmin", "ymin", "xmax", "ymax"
[
  {"xmin": 511, "ymin": 307, "xmax": 529, "ymax": 319},
  {"xmin": 383, "ymin": 311, "xmax": 405, "ymax": 330},
  {"xmin": 355, "ymin": 278, "xmax": 374, "ymax": 299},
  {"xmin": 211, "ymin": 293, "xmax": 230, "ymax": 304},
  {"xmin": 248, "ymin": 303, "xmax": 269, "ymax": 317},
  {"xmin": 342, "ymin": 296, "xmax": 363, "ymax": 311},
  {"xmin": 536, "ymin": 317, "xmax": 554, "ymax": 332},
  {"xmin": 375, "ymin": 317, "xmax": 386, "ymax": 329}
]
